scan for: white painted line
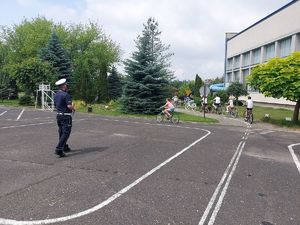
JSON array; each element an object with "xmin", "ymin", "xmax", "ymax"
[
  {"xmin": 198, "ymin": 141, "xmax": 242, "ymax": 225},
  {"xmin": 0, "ymin": 111, "xmax": 7, "ymax": 116},
  {"xmin": 288, "ymin": 143, "xmax": 300, "ymax": 175},
  {"xmin": 16, "ymin": 108, "xmax": 25, "ymax": 121},
  {"xmin": 207, "ymin": 142, "xmax": 246, "ymax": 225},
  {"xmin": 0, "ymin": 122, "xmax": 54, "ymax": 129},
  {"xmin": 0, "ymin": 129, "xmax": 211, "ymax": 225},
  {"xmin": 260, "ymin": 130, "xmax": 275, "ymax": 135}
]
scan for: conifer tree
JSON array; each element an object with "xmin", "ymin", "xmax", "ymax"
[
  {"xmin": 121, "ymin": 18, "xmax": 173, "ymax": 114},
  {"xmin": 194, "ymin": 74, "xmax": 203, "ymax": 97},
  {"xmin": 39, "ymin": 32, "xmax": 71, "ymax": 79},
  {"xmin": 108, "ymin": 65, "xmax": 122, "ymax": 100}
]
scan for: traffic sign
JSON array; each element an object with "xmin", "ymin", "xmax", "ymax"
[{"xmin": 199, "ymin": 86, "xmax": 210, "ymax": 96}]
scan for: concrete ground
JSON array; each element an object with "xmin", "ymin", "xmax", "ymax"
[{"xmin": 0, "ymin": 106, "xmax": 299, "ymax": 225}]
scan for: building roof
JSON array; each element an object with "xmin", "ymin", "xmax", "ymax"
[{"xmin": 228, "ymin": 0, "xmax": 299, "ymax": 41}]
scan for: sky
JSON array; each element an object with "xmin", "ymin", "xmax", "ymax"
[{"xmin": 0, "ymin": 0, "xmax": 293, "ymax": 80}]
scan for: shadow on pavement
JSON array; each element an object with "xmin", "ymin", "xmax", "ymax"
[{"xmin": 67, "ymin": 146, "xmax": 109, "ymax": 157}]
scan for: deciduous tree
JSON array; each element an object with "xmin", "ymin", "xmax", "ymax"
[{"xmin": 248, "ymin": 52, "xmax": 300, "ymax": 121}]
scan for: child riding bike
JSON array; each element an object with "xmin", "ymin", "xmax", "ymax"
[{"xmin": 162, "ymin": 98, "xmax": 175, "ymax": 118}]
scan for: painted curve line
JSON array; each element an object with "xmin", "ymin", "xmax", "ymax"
[{"xmin": 0, "ymin": 129, "xmax": 211, "ymax": 225}]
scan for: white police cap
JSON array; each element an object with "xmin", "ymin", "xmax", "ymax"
[{"xmin": 55, "ymin": 78, "xmax": 67, "ymax": 86}]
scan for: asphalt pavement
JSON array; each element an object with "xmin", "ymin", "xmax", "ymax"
[{"xmin": 0, "ymin": 106, "xmax": 299, "ymax": 225}]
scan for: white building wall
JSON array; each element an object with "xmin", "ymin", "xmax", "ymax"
[
  {"xmin": 224, "ymin": 0, "xmax": 300, "ymax": 105},
  {"xmin": 227, "ymin": 1, "xmax": 300, "ymax": 57}
]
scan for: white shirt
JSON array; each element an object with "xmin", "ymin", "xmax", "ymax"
[
  {"xmin": 215, "ymin": 96, "xmax": 220, "ymax": 104},
  {"xmin": 246, "ymin": 99, "xmax": 253, "ymax": 109},
  {"xmin": 229, "ymin": 99, "xmax": 234, "ymax": 107}
]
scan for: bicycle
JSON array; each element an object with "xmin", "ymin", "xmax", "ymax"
[
  {"xmin": 244, "ymin": 108, "xmax": 254, "ymax": 124},
  {"xmin": 156, "ymin": 110, "xmax": 180, "ymax": 124},
  {"xmin": 184, "ymin": 100, "xmax": 197, "ymax": 111},
  {"xmin": 222, "ymin": 106, "xmax": 238, "ymax": 118},
  {"xmin": 211, "ymin": 104, "xmax": 222, "ymax": 114}
]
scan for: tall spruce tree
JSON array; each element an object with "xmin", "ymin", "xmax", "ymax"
[
  {"xmin": 194, "ymin": 74, "xmax": 203, "ymax": 97},
  {"xmin": 121, "ymin": 18, "xmax": 173, "ymax": 114},
  {"xmin": 39, "ymin": 32, "xmax": 71, "ymax": 79},
  {"xmin": 108, "ymin": 65, "xmax": 122, "ymax": 100}
]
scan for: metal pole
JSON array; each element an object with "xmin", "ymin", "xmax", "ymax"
[{"xmin": 203, "ymin": 85, "xmax": 206, "ymax": 118}]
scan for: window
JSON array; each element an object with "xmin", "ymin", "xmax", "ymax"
[
  {"xmin": 279, "ymin": 38, "xmax": 291, "ymax": 57},
  {"xmin": 265, "ymin": 43, "xmax": 275, "ymax": 61},
  {"xmin": 252, "ymin": 48, "xmax": 261, "ymax": 64},
  {"xmin": 227, "ymin": 73, "xmax": 232, "ymax": 83},
  {"xmin": 234, "ymin": 71, "xmax": 240, "ymax": 82},
  {"xmin": 227, "ymin": 58, "xmax": 233, "ymax": 70},
  {"xmin": 242, "ymin": 52, "xmax": 250, "ymax": 67},
  {"xmin": 234, "ymin": 56, "xmax": 240, "ymax": 69},
  {"xmin": 242, "ymin": 69, "xmax": 249, "ymax": 85}
]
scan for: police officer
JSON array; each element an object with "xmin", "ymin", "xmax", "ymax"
[{"xmin": 54, "ymin": 78, "xmax": 75, "ymax": 157}]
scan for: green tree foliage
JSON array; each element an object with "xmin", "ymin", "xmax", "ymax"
[
  {"xmin": 248, "ymin": 52, "xmax": 300, "ymax": 121},
  {"xmin": 3, "ymin": 17, "xmax": 53, "ymax": 64},
  {"xmin": 227, "ymin": 81, "xmax": 248, "ymax": 104},
  {"xmin": 121, "ymin": 18, "xmax": 173, "ymax": 114},
  {"xmin": 108, "ymin": 65, "xmax": 122, "ymax": 100},
  {"xmin": 39, "ymin": 31, "xmax": 71, "ymax": 79},
  {"xmin": 12, "ymin": 57, "xmax": 54, "ymax": 96},
  {"xmin": 0, "ymin": 17, "xmax": 120, "ymax": 102},
  {"xmin": 73, "ymin": 56, "xmax": 94, "ymax": 103},
  {"xmin": 194, "ymin": 74, "xmax": 203, "ymax": 97}
]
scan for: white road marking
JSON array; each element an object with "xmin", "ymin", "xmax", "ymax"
[
  {"xmin": 207, "ymin": 142, "xmax": 246, "ymax": 225},
  {"xmin": 0, "ymin": 111, "xmax": 7, "ymax": 116},
  {"xmin": 112, "ymin": 133, "xmax": 136, "ymax": 138},
  {"xmin": 0, "ymin": 122, "xmax": 54, "ymax": 129},
  {"xmin": 199, "ymin": 131, "xmax": 249, "ymax": 225},
  {"xmin": 259, "ymin": 130, "xmax": 275, "ymax": 135},
  {"xmin": 288, "ymin": 143, "xmax": 300, "ymax": 175},
  {"xmin": 0, "ymin": 129, "xmax": 211, "ymax": 225},
  {"xmin": 16, "ymin": 108, "xmax": 25, "ymax": 121},
  {"xmin": 198, "ymin": 141, "xmax": 243, "ymax": 225}
]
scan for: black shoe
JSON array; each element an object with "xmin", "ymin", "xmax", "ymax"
[
  {"xmin": 55, "ymin": 148, "xmax": 66, "ymax": 158},
  {"xmin": 64, "ymin": 145, "xmax": 71, "ymax": 153}
]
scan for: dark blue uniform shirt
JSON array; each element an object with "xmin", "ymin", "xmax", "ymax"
[{"xmin": 54, "ymin": 90, "xmax": 72, "ymax": 113}]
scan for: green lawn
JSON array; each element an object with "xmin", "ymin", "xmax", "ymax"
[
  {"xmin": 0, "ymin": 99, "xmax": 20, "ymax": 107},
  {"xmin": 2, "ymin": 99, "xmax": 299, "ymax": 127},
  {"xmin": 236, "ymin": 105, "xmax": 300, "ymax": 127},
  {"xmin": 75, "ymin": 103, "xmax": 217, "ymax": 123}
]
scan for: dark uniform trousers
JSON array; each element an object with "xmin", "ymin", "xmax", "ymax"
[{"xmin": 56, "ymin": 114, "xmax": 72, "ymax": 152}]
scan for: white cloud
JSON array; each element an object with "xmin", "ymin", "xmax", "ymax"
[{"xmin": 2, "ymin": 0, "xmax": 293, "ymax": 80}]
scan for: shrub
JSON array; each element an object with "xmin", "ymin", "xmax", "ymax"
[{"xmin": 19, "ymin": 95, "xmax": 34, "ymax": 106}]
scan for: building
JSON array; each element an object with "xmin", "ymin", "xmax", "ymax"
[{"xmin": 224, "ymin": 0, "xmax": 300, "ymax": 105}]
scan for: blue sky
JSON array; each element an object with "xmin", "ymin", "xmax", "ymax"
[{"xmin": 0, "ymin": 0, "xmax": 292, "ymax": 80}]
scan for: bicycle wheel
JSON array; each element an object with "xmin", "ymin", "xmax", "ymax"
[
  {"xmin": 231, "ymin": 109, "xmax": 238, "ymax": 118},
  {"xmin": 249, "ymin": 113, "xmax": 253, "ymax": 124},
  {"xmin": 222, "ymin": 108, "xmax": 228, "ymax": 116},
  {"xmin": 233, "ymin": 110, "xmax": 238, "ymax": 118},
  {"xmin": 171, "ymin": 114, "xmax": 180, "ymax": 124},
  {"xmin": 156, "ymin": 113, "xmax": 164, "ymax": 123},
  {"xmin": 191, "ymin": 103, "xmax": 197, "ymax": 111}
]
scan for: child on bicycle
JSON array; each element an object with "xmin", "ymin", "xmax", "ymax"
[
  {"xmin": 245, "ymin": 96, "xmax": 253, "ymax": 119},
  {"xmin": 162, "ymin": 98, "xmax": 175, "ymax": 118},
  {"xmin": 226, "ymin": 96, "xmax": 234, "ymax": 112}
]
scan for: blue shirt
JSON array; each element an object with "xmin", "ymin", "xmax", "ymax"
[{"xmin": 54, "ymin": 90, "xmax": 72, "ymax": 113}]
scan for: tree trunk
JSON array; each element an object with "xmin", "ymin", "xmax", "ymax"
[{"xmin": 292, "ymin": 100, "xmax": 300, "ymax": 122}]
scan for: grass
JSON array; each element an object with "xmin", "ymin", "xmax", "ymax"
[
  {"xmin": 236, "ymin": 105, "xmax": 300, "ymax": 128},
  {"xmin": 1, "ymin": 99, "xmax": 298, "ymax": 127},
  {"xmin": 0, "ymin": 99, "xmax": 20, "ymax": 107},
  {"xmin": 75, "ymin": 103, "xmax": 217, "ymax": 123}
]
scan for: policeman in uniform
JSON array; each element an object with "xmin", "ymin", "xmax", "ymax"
[{"xmin": 54, "ymin": 78, "xmax": 75, "ymax": 157}]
